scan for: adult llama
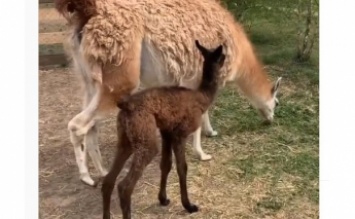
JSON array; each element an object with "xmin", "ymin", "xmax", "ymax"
[{"xmin": 55, "ymin": 0, "xmax": 282, "ymax": 186}]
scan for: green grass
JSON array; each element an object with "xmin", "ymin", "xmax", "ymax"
[{"xmin": 208, "ymin": 0, "xmax": 319, "ymax": 214}]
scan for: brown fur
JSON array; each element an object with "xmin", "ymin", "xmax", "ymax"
[{"xmin": 101, "ymin": 41, "xmax": 225, "ymax": 219}]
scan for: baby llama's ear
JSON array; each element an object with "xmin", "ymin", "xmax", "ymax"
[
  {"xmin": 213, "ymin": 45, "xmax": 223, "ymax": 58},
  {"xmin": 195, "ymin": 40, "xmax": 202, "ymax": 49},
  {"xmin": 218, "ymin": 54, "xmax": 226, "ymax": 66},
  {"xmin": 195, "ymin": 40, "xmax": 209, "ymax": 57}
]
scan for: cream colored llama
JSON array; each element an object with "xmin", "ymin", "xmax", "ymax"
[{"xmin": 55, "ymin": 0, "xmax": 282, "ymax": 186}]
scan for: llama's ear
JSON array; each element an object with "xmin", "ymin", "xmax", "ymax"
[{"xmin": 271, "ymin": 77, "xmax": 282, "ymax": 96}]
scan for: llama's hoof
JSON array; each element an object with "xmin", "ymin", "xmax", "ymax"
[
  {"xmin": 80, "ymin": 174, "xmax": 97, "ymax": 187},
  {"xmin": 200, "ymin": 154, "xmax": 212, "ymax": 161},
  {"xmin": 80, "ymin": 179, "xmax": 98, "ymax": 187},
  {"xmin": 185, "ymin": 204, "xmax": 199, "ymax": 213},
  {"xmin": 205, "ymin": 130, "xmax": 218, "ymax": 137},
  {"xmin": 159, "ymin": 198, "xmax": 170, "ymax": 206},
  {"xmin": 101, "ymin": 168, "xmax": 108, "ymax": 177}
]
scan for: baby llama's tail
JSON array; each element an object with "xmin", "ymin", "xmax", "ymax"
[{"xmin": 117, "ymin": 96, "xmax": 134, "ymax": 111}]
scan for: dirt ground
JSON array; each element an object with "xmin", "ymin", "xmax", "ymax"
[{"xmin": 39, "ymin": 68, "xmax": 318, "ymax": 219}]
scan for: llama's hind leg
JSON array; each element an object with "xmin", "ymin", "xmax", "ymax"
[
  {"xmin": 158, "ymin": 132, "xmax": 173, "ymax": 206},
  {"xmin": 69, "ymin": 131, "xmax": 94, "ymax": 185},
  {"xmin": 202, "ymin": 110, "xmax": 218, "ymax": 137},
  {"xmin": 84, "ymin": 124, "xmax": 107, "ymax": 177},
  {"xmin": 69, "ymin": 114, "xmax": 97, "ymax": 186},
  {"xmin": 68, "ymin": 64, "xmax": 103, "ymax": 186},
  {"xmin": 118, "ymin": 145, "xmax": 159, "ymax": 219},
  {"xmin": 172, "ymin": 137, "xmax": 199, "ymax": 213},
  {"xmin": 102, "ymin": 132, "xmax": 133, "ymax": 219},
  {"xmin": 192, "ymin": 126, "xmax": 212, "ymax": 161}
]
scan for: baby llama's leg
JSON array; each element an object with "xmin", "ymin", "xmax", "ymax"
[
  {"xmin": 158, "ymin": 131, "xmax": 173, "ymax": 206},
  {"xmin": 102, "ymin": 131, "xmax": 133, "ymax": 219},
  {"xmin": 117, "ymin": 143, "xmax": 159, "ymax": 219},
  {"xmin": 172, "ymin": 136, "xmax": 199, "ymax": 213}
]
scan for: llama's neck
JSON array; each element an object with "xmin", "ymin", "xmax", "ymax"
[
  {"xmin": 224, "ymin": 21, "xmax": 273, "ymax": 106},
  {"xmin": 236, "ymin": 59, "xmax": 273, "ymax": 107},
  {"xmin": 232, "ymin": 34, "xmax": 273, "ymax": 106}
]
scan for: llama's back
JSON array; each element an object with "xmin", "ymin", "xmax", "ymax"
[
  {"xmin": 118, "ymin": 86, "xmax": 196, "ymax": 111},
  {"xmin": 79, "ymin": 0, "xmax": 261, "ymax": 87},
  {"xmin": 141, "ymin": 0, "xmax": 239, "ymax": 84}
]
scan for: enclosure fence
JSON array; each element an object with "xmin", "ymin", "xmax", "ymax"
[{"xmin": 39, "ymin": 0, "xmax": 68, "ymax": 66}]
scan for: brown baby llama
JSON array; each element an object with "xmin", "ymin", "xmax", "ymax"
[{"xmin": 101, "ymin": 40, "xmax": 226, "ymax": 219}]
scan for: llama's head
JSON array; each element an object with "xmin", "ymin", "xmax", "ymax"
[
  {"xmin": 195, "ymin": 40, "xmax": 226, "ymax": 82},
  {"xmin": 54, "ymin": 0, "xmax": 97, "ymax": 23},
  {"xmin": 255, "ymin": 77, "xmax": 282, "ymax": 124}
]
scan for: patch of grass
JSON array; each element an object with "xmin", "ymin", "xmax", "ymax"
[
  {"xmin": 257, "ymin": 196, "xmax": 283, "ymax": 212},
  {"xmin": 276, "ymin": 101, "xmax": 318, "ymax": 135},
  {"xmin": 231, "ymin": 155, "xmax": 271, "ymax": 181},
  {"xmin": 305, "ymin": 182, "xmax": 319, "ymax": 203},
  {"xmin": 284, "ymin": 153, "xmax": 318, "ymax": 180},
  {"xmin": 207, "ymin": 1, "xmax": 319, "ymax": 215},
  {"xmin": 212, "ymin": 89, "xmax": 263, "ymax": 135}
]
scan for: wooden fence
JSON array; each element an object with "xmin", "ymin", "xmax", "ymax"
[{"xmin": 39, "ymin": 0, "xmax": 68, "ymax": 66}]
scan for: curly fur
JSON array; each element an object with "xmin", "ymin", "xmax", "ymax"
[
  {"xmin": 57, "ymin": 0, "xmax": 273, "ymax": 95},
  {"xmin": 55, "ymin": 0, "xmax": 97, "ymax": 19}
]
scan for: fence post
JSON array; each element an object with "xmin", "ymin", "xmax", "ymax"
[{"xmin": 39, "ymin": 1, "xmax": 68, "ymax": 67}]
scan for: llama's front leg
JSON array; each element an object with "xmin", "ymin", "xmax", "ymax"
[
  {"xmin": 84, "ymin": 125, "xmax": 108, "ymax": 177},
  {"xmin": 192, "ymin": 126, "xmax": 212, "ymax": 161},
  {"xmin": 202, "ymin": 110, "xmax": 218, "ymax": 137}
]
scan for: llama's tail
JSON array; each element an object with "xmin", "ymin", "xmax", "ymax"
[{"xmin": 54, "ymin": 0, "xmax": 97, "ymax": 20}]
